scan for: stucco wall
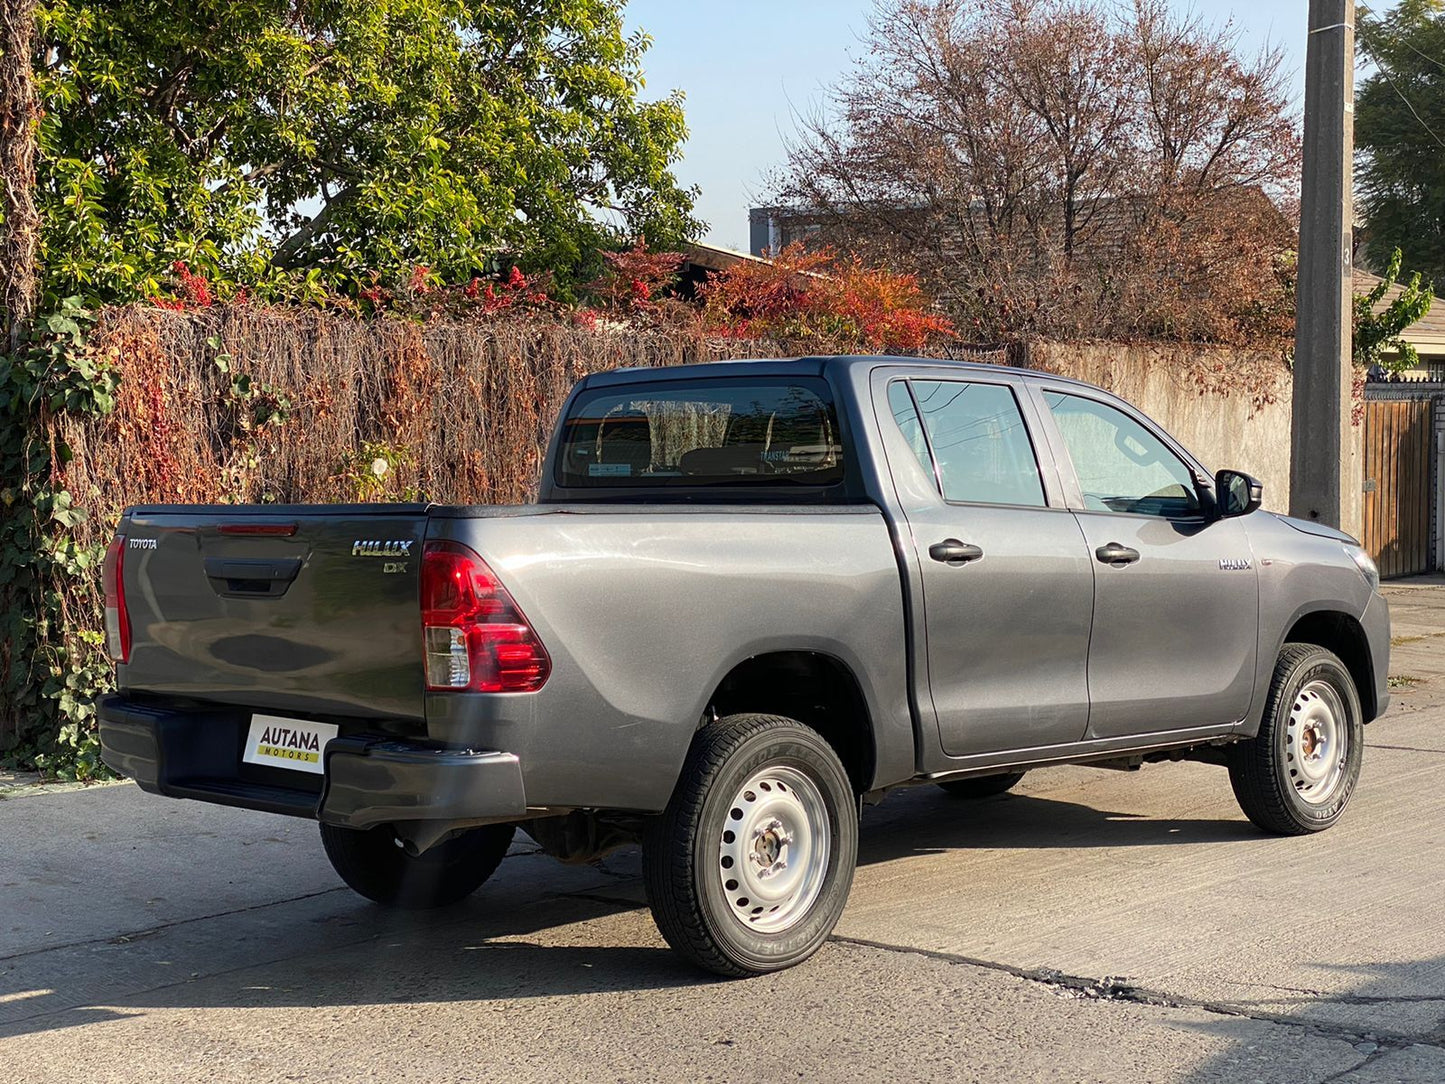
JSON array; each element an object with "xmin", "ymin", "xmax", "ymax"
[{"xmin": 1023, "ymin": 340, "xmax": 1295, "ymax": 512}]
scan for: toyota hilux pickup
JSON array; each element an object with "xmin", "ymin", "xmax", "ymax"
[{"xmin": 98, "ymin": 355, "xmax": 1390, "ymax": 976}]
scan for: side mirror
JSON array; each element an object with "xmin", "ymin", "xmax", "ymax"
[{"xmin": 1215, "ymin": 469, "xmax": 1263, "ymax": 518}]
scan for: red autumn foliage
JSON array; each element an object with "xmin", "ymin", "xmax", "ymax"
[
  {"xmin": 474, "ymin": 266, "xmax": 549, "ymax": 314},
  {"xmin": 380, "ymin": 265, "xmax": 553, "ymax": 320},
  {"xmin": 142, "ymin": 244, "xmax": 952, "ymax": 355},
  {"xmin": 586, "ymin": 239, "xmax": 685, "ymax": 314},
  {"xmin": 151, "ymin": 260, "xmax": 215, "ymax": 310},
  {"xmin": 699, "ymin": 244, "xmax": 954, "ymax": 352}
]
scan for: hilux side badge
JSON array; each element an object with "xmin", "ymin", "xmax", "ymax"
[
  {"xmin": 1219, "ymin": 557, "xmax": 1251, "ymax": 571},
  {"xmin": 352, "ymin": 540, "xmax": 413, "ymax": 558}
]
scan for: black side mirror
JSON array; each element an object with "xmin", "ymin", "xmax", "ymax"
[{"xmin": 1215, "ymin": 469, "xmax": 1263, "ymax": 518}]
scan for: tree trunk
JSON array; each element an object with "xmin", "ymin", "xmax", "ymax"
[{"xmin": 0, "ymin": 0, "xmax": 40, "ymax": 355}]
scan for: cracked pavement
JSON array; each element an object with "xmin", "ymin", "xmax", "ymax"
[{"xmin": 2, "ymin": 584, "xmax": 1443, "ymax": 1083}]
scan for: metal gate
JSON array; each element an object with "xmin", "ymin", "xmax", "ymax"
[{"xmin": 1362, "ymin": 399, "xmax": 1434, "ymax": 579}]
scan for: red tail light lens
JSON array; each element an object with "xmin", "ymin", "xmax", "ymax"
[
  {"xmin": 102, "ymin": 535, "xmax": 132, "ymax": 663},
  {"xmin": 420, "ymin": 541, "xmax": 550, "ymax": 693}
]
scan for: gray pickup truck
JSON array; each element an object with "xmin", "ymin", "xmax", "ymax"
[{"xmin": 98, "ymin": 355, "xmax": 1390, "ymax": 976}]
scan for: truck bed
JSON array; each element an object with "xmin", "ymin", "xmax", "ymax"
[{"xmin": 111, "ymin": 502, "xmax": 911, "ymax": 814}]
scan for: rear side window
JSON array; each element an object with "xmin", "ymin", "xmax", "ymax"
[
  {"xmin": 556, "ymin": 378, "xmax": 844, "ymax": 489},
  {"xmin": 887, "ymin": 381, "xmax": 932, "ymax": 474},
  {"xmin": 905, "ymin": 380, "xmax": 1046, "ymax": 507}
]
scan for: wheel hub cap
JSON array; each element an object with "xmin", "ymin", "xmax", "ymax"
[
  {"xmin": 1286, "ymin": 680, "xmax": 1349, "ymax": 804},
  {"xmin": 718, "ymin": 766, "xmax": 830, "ymax": 933},
  {"xmin": 750, "ymin": 818, "xmax": 793, "ymax": 876}
]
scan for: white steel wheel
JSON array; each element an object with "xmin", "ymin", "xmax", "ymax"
[
  {"xmin": 716, "ymin": 765, "xmax": 831, "ymax": 934},
  {"xmin": 1286, "ymin": 679, "xmax": 1350, "ymax": 805},
  {"xmin": 644, "ymin": 714, "xmax": 859, "ymax": 977}
]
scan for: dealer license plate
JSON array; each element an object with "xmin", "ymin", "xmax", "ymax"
[{"xmin": 242, "ymin": 715, "xmax": 339, "ymax": 775}]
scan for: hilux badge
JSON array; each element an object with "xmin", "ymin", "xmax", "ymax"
[
  {"xmin": 1219, "ymin": 557, "xmax": 1251, "ymax": 571},
  {"xmin": 352, "ymin": 540, "xmax": 413, "ymax": 558}
]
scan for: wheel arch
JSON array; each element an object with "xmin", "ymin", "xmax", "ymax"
[
  {"xmin": 707, "ymin": 651, "xmax": 876, "ymax": 794},
  {"xmin": 1281, "ymin": 610, "xmax": 1379, "ymax": 722}
]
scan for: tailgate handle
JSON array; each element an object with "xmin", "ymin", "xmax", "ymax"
[{"xmin": 204, "ymin": 557, "xmax": 303, "ymax": 597}]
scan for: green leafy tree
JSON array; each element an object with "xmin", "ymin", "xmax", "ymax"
[
  {"xmin": 1357, "ymin": 1, "xmax": 1445, "ymax": 285},
  {"xmin": 1353, "ymin": 247, "xmax": 1434, "ymax": 371},
  {"xmin": 33, "ymin": 0, "xmax": 700, "ymax": 302}
]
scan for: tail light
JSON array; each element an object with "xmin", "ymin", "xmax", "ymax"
[
  {"xmin": 102, "ymin": 535, "xmax": 132, "ymax": 663},
  {"xmin": 420, "ymin": 540, "xmax": 550, "ymax": 693}
]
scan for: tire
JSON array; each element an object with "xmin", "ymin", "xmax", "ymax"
[
  {"xmin": 643, "ymin": 714, "xmax": 859, "ymax": 977},
  {"xmin": 319, "ymin": 821, "xmax": 515, "ymax": 909},
  {"xmin": 1228, "ymin": 643, "xmax": 1363, "ymax": 835},
  {"xmin": 936, "ymin": 770, "xmax": 1027, "ymax": 799}
]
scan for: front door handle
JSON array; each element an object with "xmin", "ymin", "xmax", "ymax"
[
  {"xmin": 1095, "ymin": 542, "xmax": 1141, "ymax": 566},
  {"xmin": 929, "ymin": 539, "xmax": 984, "ymax": 565}
]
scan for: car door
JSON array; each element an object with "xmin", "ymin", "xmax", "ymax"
[
  {"xmin": 874, "ymin": 371, "xmax": 1094, "ymax": 758},
  {"xmin": 1030, "ymin": 385, "xmax": 1260, "ymax": 740}
]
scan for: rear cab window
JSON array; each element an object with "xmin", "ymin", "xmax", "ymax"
[
  {"xmin": 887, "ymin": 378, "xmax": 1046, "ymax": 507},
  {"xmin": 554, "ymin": 376, "xmax": 848, "ymax": 498}
]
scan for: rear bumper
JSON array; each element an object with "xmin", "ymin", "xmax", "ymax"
[{"xmin": 97, "ymin": 695, "xmax": 528, "ymax": 828}]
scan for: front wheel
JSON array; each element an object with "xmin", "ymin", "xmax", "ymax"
[
  {"xmin": 1228, "ymin": 643, "xmax": 1363, "ymax": 835},
  {"xmin": 320, "ymin": 821, "xmax": 515, "ymax": 909},
  {"xmin": 643, "ymin": 714, "xmax": 859, "ymax": 977}
]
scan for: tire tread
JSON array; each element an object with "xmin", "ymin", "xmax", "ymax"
[{"xmin": 1228, "ymin": 643, "xmax": 1359, "ymax": 836}]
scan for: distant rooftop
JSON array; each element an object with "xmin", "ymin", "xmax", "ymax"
[{"xmin": 1355, "ymin": 269, "xmax": 1445, "ymax": 353}]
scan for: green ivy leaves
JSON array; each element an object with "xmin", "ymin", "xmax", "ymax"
[{"xmin": 0, "ymin": 297, "xmax": 116, "ymax": 780}]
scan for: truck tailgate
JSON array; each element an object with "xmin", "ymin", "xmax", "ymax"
[{"xmin": 118, "ymin": 505, "xmax": 427, "ymax": 723}]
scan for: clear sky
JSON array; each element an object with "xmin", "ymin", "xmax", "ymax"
[{"xmin": 620, "ymin": 1, "xmax": 1335, "ymax": 251}]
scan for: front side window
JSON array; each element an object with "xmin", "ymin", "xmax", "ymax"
[
  {"xmin": 556, "ymin": 378, "xmax": 843, "ymax": 489},
  {"xmin": 1043, "ymin": 391, "xmax": 1201, "ymax": 518},
  {"xmin": 909, "ymin": 380, "xmax": 1046, "ymax": 507}
]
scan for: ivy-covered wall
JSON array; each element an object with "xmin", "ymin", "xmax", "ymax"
[{"xmin": 1, "ymin": 298, "xmax": 119, "ymax": 778}]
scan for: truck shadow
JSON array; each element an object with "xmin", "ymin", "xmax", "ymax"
[
  {"xmin": 0, "ymin": 884, "xmax": 686, "ymax": 1039},
  {"xmin": 857, "ymin": 784, "xmax": 1260, "ymax": 864},
  {"xmin": 1, "ymin": 783, "xmax": 1271, "ymax": 1042}
]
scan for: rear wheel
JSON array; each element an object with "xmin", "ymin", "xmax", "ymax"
[
  {"xmin": 1228, "ymin": 644, "xmax": 1363, "ymax": 835},
  {"xmin": 937, "ymin": 770, "xmax": 1027, "ymax": 799},
  {"xmin": 320, "ymin": 821, "xmax": 515, "ymax": 909},
  {"xmin": 643, "ymin": 714, "xmax": 858, "ymax": 977}
]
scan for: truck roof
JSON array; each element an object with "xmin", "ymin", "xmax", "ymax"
[{"xmin": 580, "ymin": 354, "xmax": 1100, "ymax": 393}]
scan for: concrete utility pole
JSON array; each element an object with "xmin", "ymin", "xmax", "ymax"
[{"xmin": 1290, "ymin": 0, "xmax": 1359, "ymax": 537}]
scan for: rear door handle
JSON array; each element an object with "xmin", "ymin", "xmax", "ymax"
[
  {"xmin": 1095, "ymin": 542, "xmax": 1141, "ymax": 566},
  {"xmin": 929, "ymin": 539, "xmax": 984, "ymax": 565}
]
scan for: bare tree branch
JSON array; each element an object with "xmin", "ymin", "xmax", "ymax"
[
  {"xmin": 772, "ymin": 0, "xmax": 1300, "ymax": 346},
  {"xmin": 271, "ymin": 186, "xmax": 356, "ymax": 268}
]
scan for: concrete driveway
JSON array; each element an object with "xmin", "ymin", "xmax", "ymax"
[{"xmin": 2, "ymin": 584, "xmax": 1443, "ymax": 1083}]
